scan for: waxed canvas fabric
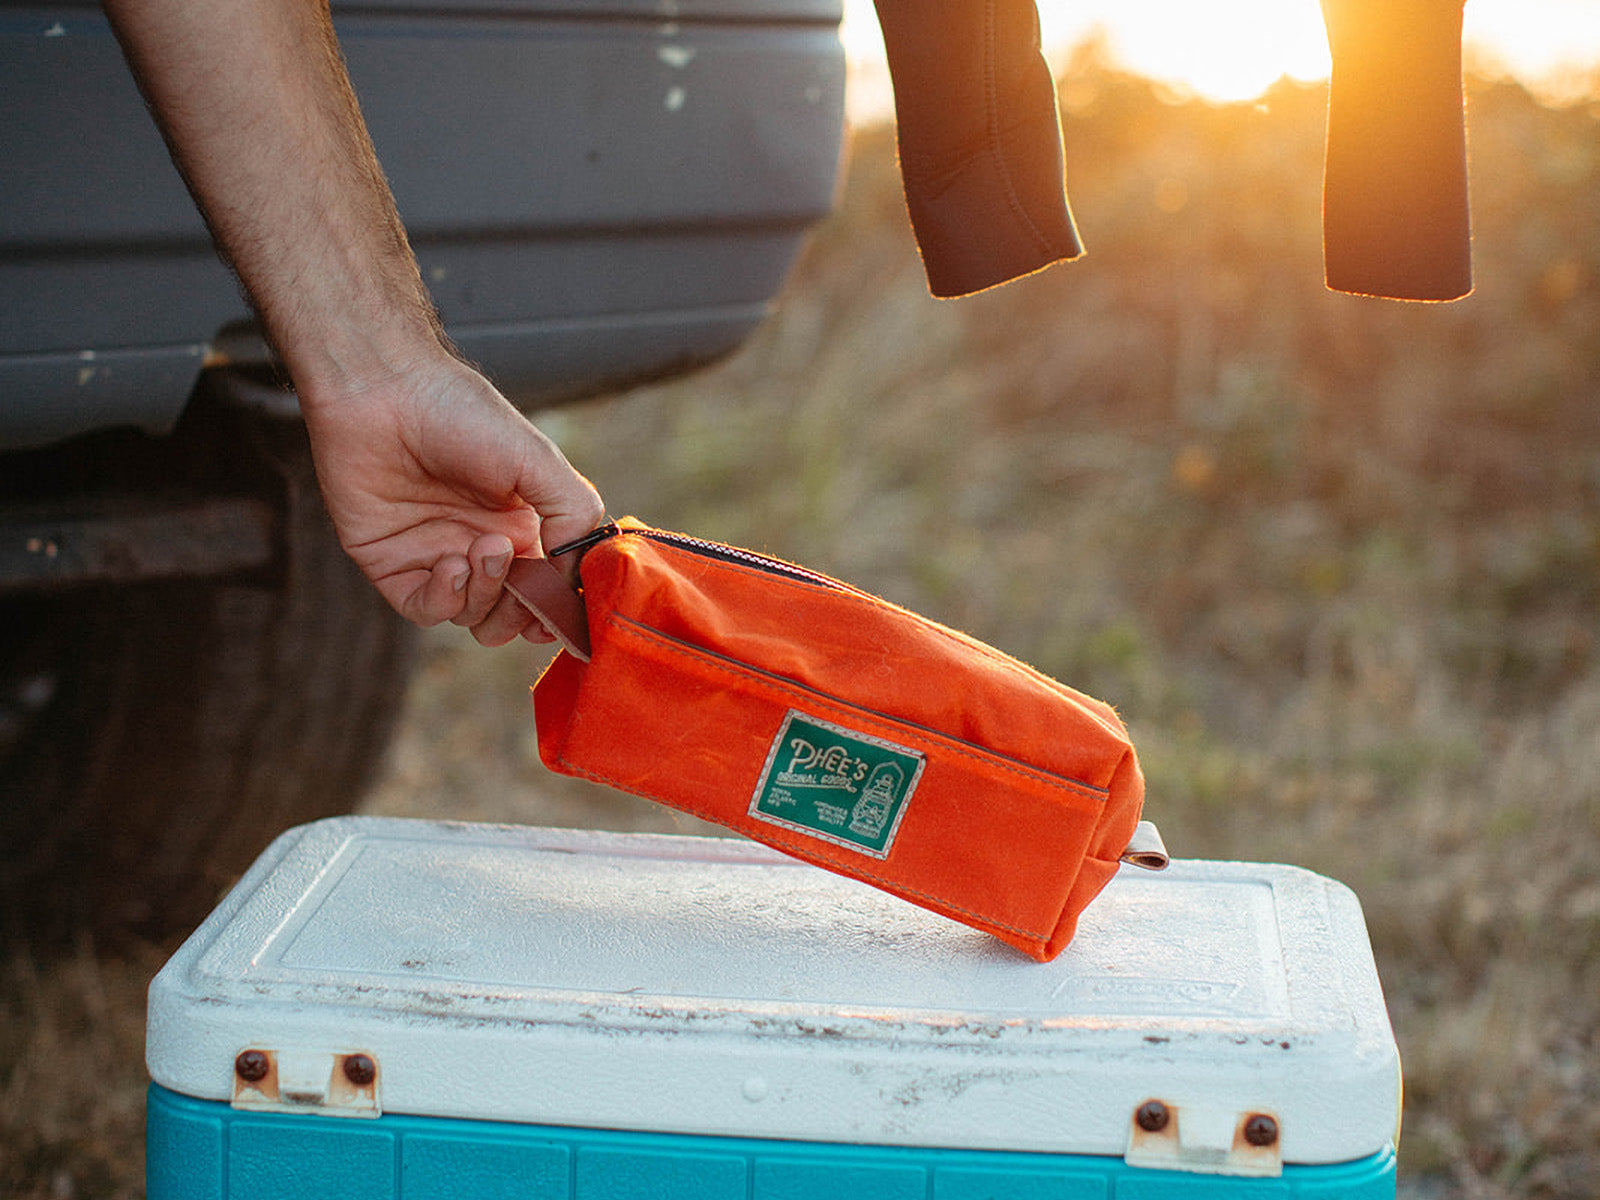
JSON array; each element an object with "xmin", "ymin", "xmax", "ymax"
[{"xmin": 533, "ymin": 520, "xmax": 1145, "ymax": 961}]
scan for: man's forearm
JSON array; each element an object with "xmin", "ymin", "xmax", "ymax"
[
  {"xmin": 102, "ymin": 0, "xmax": 444, "ymax": 400},
  {"xmin": 104, "ymin": 0, "xmax": 605, "ymax": 638}
]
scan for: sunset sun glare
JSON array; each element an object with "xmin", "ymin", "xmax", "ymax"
[
  {"xmin": 842, "ymin": 0, "xmax": 1600, "ymax": 117},
  {"xmin": 1037, "ymin": 0, "xmax": 1330, "ymax": 103}
]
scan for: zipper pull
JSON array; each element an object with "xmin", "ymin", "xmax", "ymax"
[{"xmin": 549, "ymin": 520, "xmax": 620, "ymax": 559}]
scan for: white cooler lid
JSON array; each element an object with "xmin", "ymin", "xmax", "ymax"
[{"xmin": 147, "ymin": 817, "xmax": 1399, "ymax": 1169}]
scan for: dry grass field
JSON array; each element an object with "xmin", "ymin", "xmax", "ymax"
[{"xmin": 5, "ymin": 56, "xmax": 1598, "ymax": 1198}]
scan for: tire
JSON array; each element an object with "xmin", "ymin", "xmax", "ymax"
[{"xmin": 0, "ymin": 396, "xmax": 417, "ymax": 948}]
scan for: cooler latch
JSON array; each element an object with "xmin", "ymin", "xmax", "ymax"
[
  {"xmin": 1126, "ymin": 1098, "xmax": 1283, "ymax": 1176},
  {"xmin": 231, "ymin": 1047, "xmax": 382, "ymax": 1118}
]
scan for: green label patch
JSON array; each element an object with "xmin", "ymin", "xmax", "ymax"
[{"xmin": 749, "ymin": 710, "xmax": 924, "ymax": 858}]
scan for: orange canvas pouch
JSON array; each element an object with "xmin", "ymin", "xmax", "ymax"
[{"xmin": 513, "ymin": 518, "xmax": 1165, "ymax": 962}]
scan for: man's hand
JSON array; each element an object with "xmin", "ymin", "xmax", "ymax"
[{"xmin": 302, "ymin": 352, "xmax": 603, "ymax": 646}]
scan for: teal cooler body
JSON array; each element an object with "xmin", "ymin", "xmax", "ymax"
[
  {"xmin": 146, "ymin": 1086, "xmax": 1397, "ymax": 1199},
  {"xmin": 145, "ymin": 819, "xmax": 1402, "ymax": 1199}
]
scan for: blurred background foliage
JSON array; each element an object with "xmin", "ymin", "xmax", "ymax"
[{"xmin": 7, "ymin": 53, "xmax": 1598, "ymax": 1200}]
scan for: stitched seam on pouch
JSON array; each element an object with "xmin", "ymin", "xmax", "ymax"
[
  {"xmin": 613, "ymin": 614, "xmax": 1109, "ymax": 801},
  {"xmin": 629, "ymin": 541, "xmax": 1133, "ymax": 748},
  {"xmin": 551, "ymin": 751, "xmax": 1056, "ymax": 944}
]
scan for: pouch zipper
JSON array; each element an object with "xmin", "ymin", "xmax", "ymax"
[
  {"xmin": 552, "ymin": 521, "xmax": 853, "ymax": 593},
  {"xmin": 552, "ymin": 523, "xmax": 1127, "ymax": 781}
]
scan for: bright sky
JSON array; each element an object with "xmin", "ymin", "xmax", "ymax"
[{"xmin": 842, "ymin": 0, "xmax": 1600, "ymax": 116}]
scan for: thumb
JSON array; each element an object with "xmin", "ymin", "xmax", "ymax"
[{"xmin": 515, "ymin": 435, "xmax": 605, "ymax": 579}]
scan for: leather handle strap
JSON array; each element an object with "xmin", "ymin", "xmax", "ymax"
[
  {"xmin": 1120, "ymin": 820, "xmax": 1170, "ymax": 871},
  {"xmin": 504, "ymin": 557, "xmax": 591, "ymax": 661}
]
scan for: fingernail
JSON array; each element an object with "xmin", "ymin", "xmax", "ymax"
[
  {"xmin": 485, "ymin": 552, "xmax": 511, "ymax": 578},
  {"xmin": 452, "ymin": 568, "xmax": 470, "ymax": 592}
]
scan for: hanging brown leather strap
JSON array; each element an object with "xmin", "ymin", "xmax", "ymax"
[
  {"xmin": 1321, "ymin": 0, "xmax": 1472, "ymax": 300},
  {"xmin": 872, "ymin": 0, "xmax": 1083, "ymax": 297}
]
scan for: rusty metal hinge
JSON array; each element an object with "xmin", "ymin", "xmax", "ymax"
[
  {"xmin": 231, "ymin": 1048, "xmax": 381, "ymax": 1118},
  {"xmin": 1126, "ymin": 1098, "xmax": 1283, "ymax": 1176}
]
